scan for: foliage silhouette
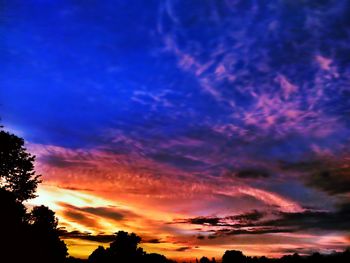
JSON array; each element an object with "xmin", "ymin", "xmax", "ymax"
[
  {"xmin": 108, "ymin": 231, "xmax": 144, "ymax": 261},
  {"xmin": 0, "ymin": 188, "xmax": 29, "ymax": 262},
  {"xmin": 0, "ymin": 129, "xmax": 41, "ymax": 201},
  {"xmin": 89, "ymin": 246, "xmax": 108, "ymax": 263},
  {"xmin": 85, "ymin": 238, "xmax": 350, "ymax": 263},
  {"xmin": 88, "ymin": 231, "xmax": 175, "ymax": 263},
  {"xmin": 29, "ymin": 205, "xmax": 68, "ymax": 263},
  {"xmin": 223, "ymin": 250, "xmax": 247, "ymax": 263},
  {"xmin": 0, "ymin": 126, "xmax": 67, "ymax": 263},
  {"xmin": 199, "ymin": 256, "xmax": 213, "ymax": 263},
  {"xmin": 0, "ymin": 189, "xmax": 68, "ymax": 262},
  {"xmin": 144, "ymin": 253, "xmax": 173, "ymax": 263}
]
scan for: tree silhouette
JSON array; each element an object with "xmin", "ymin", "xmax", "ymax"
[
  {"xmin": 88, "ymin": 246, "xmax": 108, "ymax": 263},
  {"xmin": 199, "ymin": 256, "xmax": 212, "ymax": 263},
  {"xmin": 222, "ymin": 250, "xmax": 247, "ymax": 263},
  {"xmin": 0, "ymin": 188, "xmax": 29, "ymax": 262},
  {"xmin": 88, "ymin": 231, "xmax": 176, "ymax": 263},
  {"xmin": 29, "ymin": 205, "xmax": 68, "ymax": 263},
  {"xmin": 107, "ymin": 231, "xmax": 144, "ymax": 262},
  {"xmin": 30, "ymin": 205, "xmax": 59, "ymax": 230},
  {"xmin": 281, "ymin": 253, "xmax": 301, "ymax": 263},
  {"xmin": 144, "ymin": 253, "xmax": 171, "ymax": 263},
  {"xmin": 0, "ymin": 129, "xmax": 41, "ymax": 201}
]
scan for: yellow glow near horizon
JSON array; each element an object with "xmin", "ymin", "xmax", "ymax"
[
  {"xmin": 26, "ymin": 184, "xmax": 207, "ymax": 259},
  {"xmin": 24, "ymin": 184, "xmax": 350, "ymax": 261}
]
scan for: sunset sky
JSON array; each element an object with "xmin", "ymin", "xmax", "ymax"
[{"xmin": 1, "ymin": 0, "xmax": 350, "ymax": 260}]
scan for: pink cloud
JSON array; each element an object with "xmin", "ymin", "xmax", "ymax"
[
  {"xmin": 315, "ymin": 55, "xmax": 332, "ymax": 71},
  {"xmin": 276, "ymin": 74, "xmax": 298, "ymax": 99}
]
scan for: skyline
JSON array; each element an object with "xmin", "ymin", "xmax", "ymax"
[{"xmin": 1, "ymin": 0, "xmax": 350, "ymax": 260}]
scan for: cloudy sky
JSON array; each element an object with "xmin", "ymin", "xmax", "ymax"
[{"xmin": 1, "ymin": 0, "xmax": 350, "ymax": 260}]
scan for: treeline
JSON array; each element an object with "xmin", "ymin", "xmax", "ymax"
[
  {"xmin": 85, "ymin": 231, "xmax": 176, "ymax": 263},
  {"xmin": 67, "ymin": 247, "xmax": 350, "ymax": 263},
  {"xmin": 1, "ymin": 127, "xmax": 349, "ymax": 263},
  {"xmin": 67, "ymin": 235, "xmax": 350, "ymax": 263}
]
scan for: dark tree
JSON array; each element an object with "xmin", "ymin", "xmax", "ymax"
[
  {"xmin": 0, "ymin": 188, "xmax": 30, "ymax": 262},
  {"xmin": 0, "ymin": 129, "xmax": 41, "ymax": 201},
  {"xmin": 0, "ymin": 188, "xmax": 27, "ymax": 227},
  {"xmin": 66, "ymin": 257, "xmax": 88, "ymax": 263},
  {"xmin": 223, "ymin": 250, "xmax": 247, "ymax": 263},
  {"xmin": 199, "ymin": 256, "xmax": 212, "ymax": 263},
  {"xmin": 281, "ymin": 253, "xmax": 301, "ymax": 263},
  {"xmin": 30, "ymin": 205, "xmax": 59, "ymax": 230},
  {"xmin": 87, "ymin": 231, "xmax": 176, "ymax": 263},
  {"xmin": 29, "ymin": 205, "xmax": 68, "ymax": 263},
  {"xmin": 89, "ymin": 246, "xmax": 108, "ymax": 263},
  {"xmin": 107, "ymin": 231, "xmax": 145, "ymax": 262},
  {"xmin": 144, "ymin": 253, "xmax": 170, "ymax": 263}
]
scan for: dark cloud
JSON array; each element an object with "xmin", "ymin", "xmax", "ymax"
[
  {"xmin": 60, "ymin": 230, "xmax": 115, "ymax": 243},
  {"xmin": 63, "ymin": 211, "xmax": 100, "ymax": 229},
  {"xmin": 61, "ymin": 230, "xmax": 165, "ymax": 245},
  {"xmin": 179, "ymin": 210, "xmax": 266, "ymax": 228},
  {"xmin": 40, "ymin": 155, "xmax": 94, "ymax": 168},
  {"xmin": 278, "ymin": 247, "xmax": 323, "ymax": 255},
  {"xmin": 175, "ymin": 246, "xmax": 191, "ymax": 252},
  {"xmin": 279, "ymin": 160, "xmax": 324, "ymax": 172},
  {"xmin": 230, "ymin": 210, "xmax": 265, "ymax": 223},
  {"xmin": 143, "ymin": 238, "xmax": 163, "ymax": 244},
  {"xmin": 307, "ymin": 167, "xmax": 350, "ymax": 195},
  {"xmin": 235, "ymin": 169, "xmax": 271, "ymax": 179},
  {"xmin": 78, "ymin": 207, "xmax": 124, "ymax": 221},
  {"xmin": 261, "ymin": 204, "xmax": 350, "ymax": 232},
  {"xmin": 280, "ymin": 159, "xmax": 350, "ymax": 195},
  {"xmin": 182, "ymin": 217, "xmax": 221, "ymax": 226},
  {"xmin": 58, "ymin": 186, "xmax": 94, "ymax": 192},
  {"xmin": 179, "ymin": 205, "xmax": 350, "ymax": 238},
  {"xmin": 60, "ymin": 203, "xmax": 138, "ymax": 222},
  {"xmin": 216, "ymin": 227, "xmax": 294, "ymax": 236}
]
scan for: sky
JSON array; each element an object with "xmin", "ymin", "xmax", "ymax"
[{"xmin": 1, "ymin": 0, "xmax": 350, "ymax": 260}]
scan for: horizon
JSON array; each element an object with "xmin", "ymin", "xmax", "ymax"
[{"xmin": 1, "ymin": 0, "xmax": 350, "ymax": 260}]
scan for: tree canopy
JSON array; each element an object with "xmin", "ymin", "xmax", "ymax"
[{"xmin": 0, "ymin": 129, "xmax": 41, "ymax": 201}]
